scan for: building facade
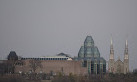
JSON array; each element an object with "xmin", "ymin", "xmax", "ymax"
[
  {"xmin": 0, "ymin": 36, "xmax": 107, "ymax": 75},
  {"xmin": 76, "ymin": 36, "xmax": 106, "ymax": 74},
  {"xmin": 108, "ymin": 38, "xmax": 129, "ymax": 74},
  {"xmin": 12, "ymin": 53, "xmax": 87, "ymax": 75},
  {"xmin": 15, "ymin": 60, "xmax": 88, "ymax": 75}
]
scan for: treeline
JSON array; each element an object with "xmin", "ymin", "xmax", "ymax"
[
  {"xmin": 0, "ymin": 75, "xmax": 40, "ymax": 82},
  {"xmin": 0, "ymin": 73, "xmax": 137, "ymax": 82},
  {"xmin": 52, "ymin": 73, "xmax": 137, "ymax": 82}
]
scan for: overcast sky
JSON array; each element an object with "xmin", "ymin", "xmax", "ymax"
[{"xmin": 0, "ymin": 0, "xmax": 137, "ymax": 70}]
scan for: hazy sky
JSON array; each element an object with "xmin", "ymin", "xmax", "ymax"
[{"xmin": 0, "ymin": 0, "xmax": 137, "ymax": 70}]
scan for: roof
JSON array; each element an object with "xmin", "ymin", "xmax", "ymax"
[
  {"xmin": 57, "ymin": 53, "xmax": 70, "ymax": 57},
  {"xmin": 7, "ymin": 51, "xmax": 18, "ymax": 60}
]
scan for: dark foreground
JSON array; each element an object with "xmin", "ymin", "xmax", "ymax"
[{"xmin": 0, "ymin": 73, "xmax": 137, "ymax": 82}]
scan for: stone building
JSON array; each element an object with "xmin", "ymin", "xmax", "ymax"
[
  {"xmin": 108, "ymin": 38, "xmax": 129, "ymax": 74},
  {"xmin": 15, "ymin": 36, "xmax": 106, "ymax": 75},
  {"xmin": 1, "ymin": 36, "xmax": 107, "ymax": 75},
  {"xmin": 13, "ymin": 53, "xmax": 88, "ymax": 75},
  {"xmin": 15, "ymin": 60, "xmax": 88, "ymax": 75}
]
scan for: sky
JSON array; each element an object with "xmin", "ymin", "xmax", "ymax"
[{"xmin": 0, "ymin": 0, "xmax": 137, "ymax": 70}]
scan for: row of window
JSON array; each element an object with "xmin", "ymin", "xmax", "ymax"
[
  {"xmin": 21, "ymin": 58, "xmax": 69, "ymax": 60},
  {"xmin": 91, "ymin": 64, "xmax": 106, "ymax": 74},
  {"xmin": 83, "ymin": 61, "xmax": 106, "ymax": 67}
]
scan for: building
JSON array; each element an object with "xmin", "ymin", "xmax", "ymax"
[
  {"xmin": 7, "ymin": 51, "xmax": 18, "ymax": 60},
  {"xmin": 1, "ymin": 36, "xmax": 107, "ymax": 75},
  {"xmin": 108, "ymin": 38, "xmax": 129, "ymax": 74},
  {"xmin": 14, "ymin": 53, "xmax": 88, "ymax": 75},
  {"xmin": 15, "ymin": 60, "xmax": 88, "ymax": 75},
  {"xmin": 76, "ymin": 36, "xmax": 106, "ymax": 74},
  {"xmin": 21, "ymin": 53, "xmax": 72, "ymax": 61}
]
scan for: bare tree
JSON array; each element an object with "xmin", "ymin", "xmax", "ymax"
[
  {"xmin": 28, "ymin": 59, "xmax": 43, "ymax": 80},
  {"xmin": 29, "ymin": 59, "xmax": 42, "ymax": 73}
]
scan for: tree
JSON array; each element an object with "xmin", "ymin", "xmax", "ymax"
[
  {"xmin": 28, "ymin": 59, "xmax": 43, "ymax": 80},
  {"xmin": 29, "ymin": 59, "xmax": 42, "ymax": 73}
]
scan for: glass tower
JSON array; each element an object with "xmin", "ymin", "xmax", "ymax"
[{"xmin": 78, "ymin": 36, "xmax": 106, "ymax": 74}]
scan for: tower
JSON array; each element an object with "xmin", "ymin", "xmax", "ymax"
[
  {"xmin": 108, "ymin": 37, "xmax": 115, "ymax": 73},
  {"xmin": 84, "ymin": 36, "xmax": 94, "ymax": 57},
  {"xmin": 77, "ymin": 36, "xmax": 106, "ymax": 74},
  {"xmin": 7, "ymin": 51, "xmax": 18, "ymax": 60},
  {"xmin": 124, "ymin": 40, "xmax": 129, "ymax": 74}
]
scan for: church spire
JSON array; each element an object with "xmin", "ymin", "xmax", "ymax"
[
  {"xmin": 110, "ymin": 36, "xmax": 113, "ymax": 49},
  {"xmin": 124, "ymin": 39, "xmax": 129, "ymax": 74},
  {"xmin": 110, "ymin": 36, "xmax": 114, "ymax": 59},
  {"xmin": 126, "ymin": 40, "xmax": 128, "ymax": 48},
  {"xmin": 125, "ymin": 40, "xmax": 128, "ymax": 55},
  {"xmin": 108, "ymin": 36, "xmax": 115, "ymax": 73}
]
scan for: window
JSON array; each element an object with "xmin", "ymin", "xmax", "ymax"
[
  {"xmin": 83, "ymin": 61, "xmax": 87, "ymax": 67},
  {"xmin": 91, "ymin": 61, "xmax": 94, "ymax": 74}
]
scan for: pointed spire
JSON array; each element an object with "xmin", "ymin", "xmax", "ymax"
[
  {"xmin": 111, "ymin": 36, "xmax": 113, "ymax": 46},
  {"xmin": 125, "ymin": 39, "xmax": 128, "ymax": 54},
  {"xmin": 126, "ymin": 40, "xmax": 128, "ymax": 48},
  {"xmin": 110, "ymin": 35, "xmax": 114, "ymax": 59},
  {"xmin": 110, "ymin": 35, "xmax": 113, "ymax": 49}
]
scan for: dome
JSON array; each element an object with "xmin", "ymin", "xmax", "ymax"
[
  {"xmin": 84, "ymin": 36, "xmax": 94, "ymax": 47},
  {"xmin": 78, "ymin": 46, "xmax": 84, "ymax": 58},
  {"xmin": 84, "ymin": 47, "xmax": 94, "ymax": 58},
  {"xmin": 7, "ymin": 51, "xmax": 18, "ymax": 60},
  {"xmin": 94, "ymin": 46, "xmax": 100, "ymax": 58}
]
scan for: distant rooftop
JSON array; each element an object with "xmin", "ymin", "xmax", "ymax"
[{"xmin": 56, "ymin": 53, "xmax": 71, "ymax": 57}]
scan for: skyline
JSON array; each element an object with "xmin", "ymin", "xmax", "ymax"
[{"xmin": 0, "ymin": 0, "xmax": 137, "ymax": 70}]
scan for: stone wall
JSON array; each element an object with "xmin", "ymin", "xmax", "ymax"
[
  {"xmin": 114, "ymin": 60, "xmax": 124, "ymax": 73},
  {"xmin": 15, "ymin": 60, "xmax": 88, "ymax": 75}
]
